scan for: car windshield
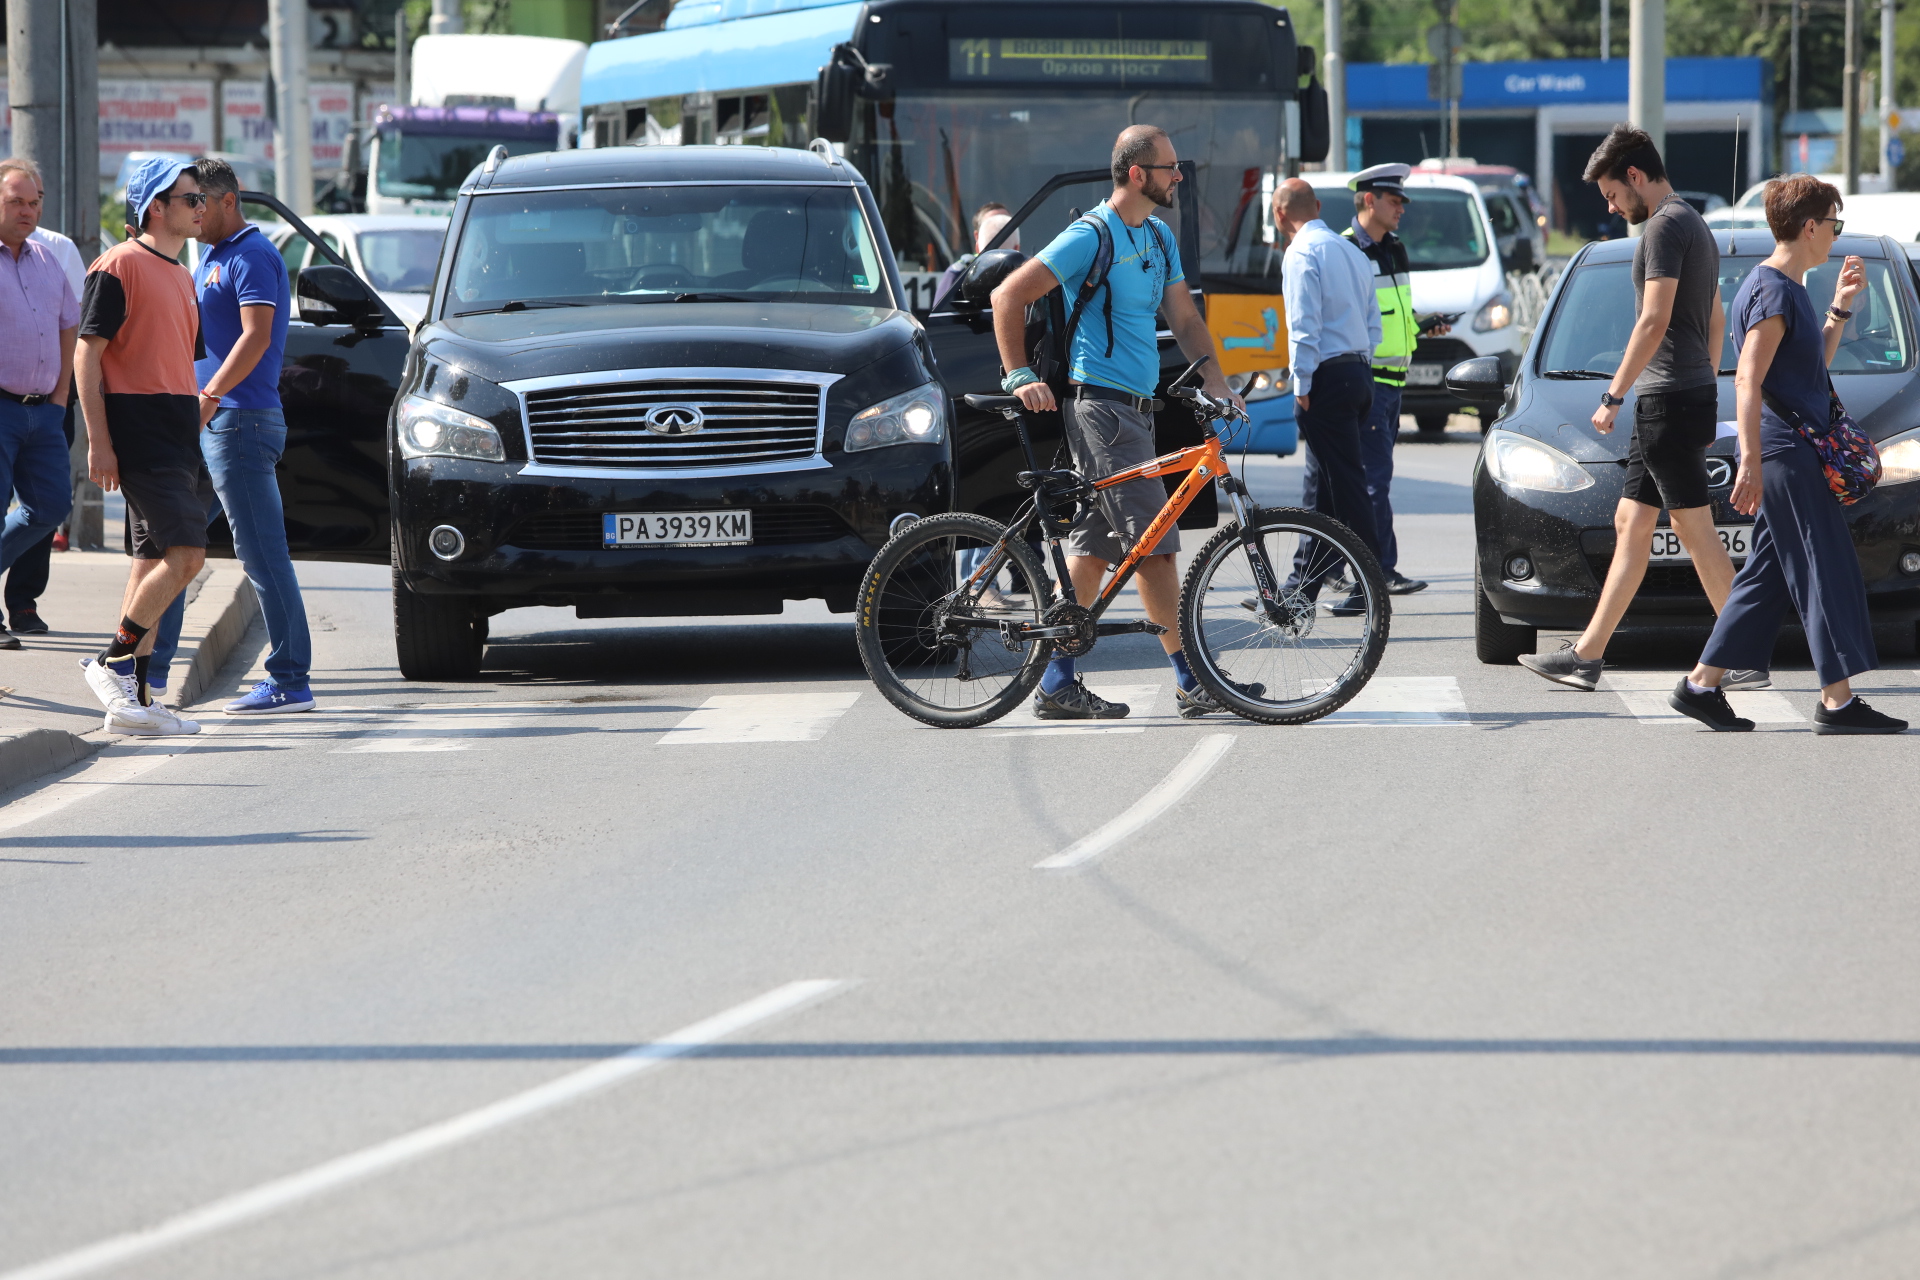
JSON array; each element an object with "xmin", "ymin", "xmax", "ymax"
[
  {"xmin": 1310, "ymin": 186, "xmax": 1488, "ymax": 270},
  {"xmin": 357, "ymin": 228, "xmax": 445, "ymax": 293},
  {"xmin": 377, "ymin": 131, "xmax": 553, "ymax": 202},
  {"xmin": 447, "ymin": 185, "xmax": 889, "ymax": 313},
  {"xmin": 1539, "ymin": 255, "xmax": 1916, "ymax": 376}
]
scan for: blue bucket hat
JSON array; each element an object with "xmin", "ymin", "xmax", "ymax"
[{"xmin": 124, "ymin": 155, "xmax": 196, "ymax": 234}]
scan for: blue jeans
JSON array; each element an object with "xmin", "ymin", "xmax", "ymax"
[
  {"xmin": 0, "ymin": 398, "xmax": 74, "ymax": 577},
  {"xmin": 151, "ymin": 407, "xmax": 311, "ymax": 691}
]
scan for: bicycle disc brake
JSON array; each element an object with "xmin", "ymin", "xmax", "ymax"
[{"xmin": 1044, "ymin": 602, "xmax": 1098, "ymax": 657}]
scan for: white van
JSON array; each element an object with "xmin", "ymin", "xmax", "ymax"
[{"xmin": 1309, "ymin": 171, "xmax": 1523, "ymax": 434}]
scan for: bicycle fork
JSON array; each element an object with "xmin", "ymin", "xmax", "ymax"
[{"xmin": 1220, "ymin": 474, "xmax": 1291, "ymax": 625}]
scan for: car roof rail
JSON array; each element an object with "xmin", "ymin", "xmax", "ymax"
[
  {"xmin": 483, "ymin": 144, "xmax": 509, "ymax": 174},
  {"xmin": 809, "ymin": 137, "xmax": 843, "ymax": 168}
]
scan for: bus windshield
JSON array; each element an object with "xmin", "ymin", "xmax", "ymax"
[{"xmin": 377, "ymin": 131, "xmax": 553, "ymax": 202}]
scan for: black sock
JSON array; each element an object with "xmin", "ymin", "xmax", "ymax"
[
  {"xmin": 134, "ymin": 655, "xmax": 152, "ymax": 707},
  {"xmin": 101, "ymin": 615, "xmax": 149, "ymax": 663}
]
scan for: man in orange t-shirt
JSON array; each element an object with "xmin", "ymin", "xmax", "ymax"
[{"xmin": 75, "ymin": 157, "xmax": 209, "ymax": 737}]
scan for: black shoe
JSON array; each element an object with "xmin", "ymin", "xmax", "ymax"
[
  {"xmin": 1667, "ymin": 678, "xmax": 1755, "ymax": 731},
  {"xmin": 1175, "ymin": 679, "xmax": 1268, "ymax": 718},
  {"xmin": 1032, "ymin": 678, "xmax": 1130, "ymax": 720},
  {"xmin": 0, "ymin": 625, "xmax": 19, "ymax": 651},
  {"xmin": 1320, "ymin": 590, "xmax": 1368, "ymax": 617},
  {"xmin": 1813, "ymin": 696, "xmax": 1907, "ymax": 735},
  {"xmin": 8, "ymin": 610, "xmax": 47, "ymax": 634},
  {"xmin": 1722, "ymin": 669, "xmax": 1770, "ymax": 691},
  {"xmin": 1385, "ymin": 572, "xmax": 1429, "ymax": 595},
  {"xmin": 1517, "ymin": 639, "xmax": 1602, "ymax": 691}
]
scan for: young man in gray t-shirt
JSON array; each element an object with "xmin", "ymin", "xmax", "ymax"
[{"xmin": 1519, "ymin": 125, "xmax": 1764, "ymax": 693}]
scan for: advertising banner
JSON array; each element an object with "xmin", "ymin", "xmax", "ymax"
[
  {"xmin": 221, "ymin": 80, "xmax": 357, "ymax": 171},
  {"xmin": 99, "ymin": 80, "xmax": 216, "ymax": 177}
]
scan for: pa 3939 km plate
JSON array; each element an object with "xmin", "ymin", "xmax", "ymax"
[{"xmin": 603, "ymin": 511, "xmax": 753, "ymax": 547}]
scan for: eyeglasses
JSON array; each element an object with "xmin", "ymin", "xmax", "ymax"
[
  {"xmin": 161, "ymin": 192, "xmax": 209, "ymax": 209},
  {"xmin": 1134, "ymin": 163, "xmax": 1180, "ymax": 172}
]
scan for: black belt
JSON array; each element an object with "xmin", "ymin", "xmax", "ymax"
[
  {"xmin": 1319, "ymin": 352, "xmax": 1370, "ymax": 370},
  {"xmin": 0, "ymin": 388, "xmax": 51, "ymax": 406},
  {"xmin": 1071, "ymin": 383, "xmax": 1163, "ymax": 414}
]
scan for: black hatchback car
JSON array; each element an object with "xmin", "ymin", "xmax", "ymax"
[{"xmin": 1454, "ymin": 230, "xmax": 1920, "ymax": 663}]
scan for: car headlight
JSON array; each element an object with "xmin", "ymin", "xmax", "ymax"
[
  {"xmin": 1484, "ymin": 428, "xmax": 1593, "ymax": 493},
  {"xmin": 845, "ymin": 383, "xmax": 946, "ymax": 452},
  {"xmin": 1473, "ymin": 296, "xmax": 1514, "ymax": 332},
  {"xmin": 395, "ymin": 394, "xmax": 505, "ymax": 462},
  {"xmin": 1226, "ymin": 367, "xmax": 1290, "ymax": 402},
  {"xmin": 1877, "ymin": 427, "xmax": 1920, "ymax": 484}
]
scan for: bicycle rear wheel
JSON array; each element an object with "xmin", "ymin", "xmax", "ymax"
[
  {"xmin": 856, "ymin": 512, "xmax": 1055, "ymax": 728},
  {"xmin": 1178, "ymin": 506, "xmax": 1390, "ymax": 724}
]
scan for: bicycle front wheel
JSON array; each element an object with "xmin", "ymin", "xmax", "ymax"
[
  {"xmin": 855, "ymin": 512, "xmax": 1056, "ymax": 728},
  {"xmin": 1178, "ymin": 507, "xmax": 1390, "ymax": 724}
]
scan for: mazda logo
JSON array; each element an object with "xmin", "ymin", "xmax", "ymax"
[
  {"xmin": 1706, "ymin": 458, "xmax": 1733, "ymax": 488},
  {"xmin": 644, "ymin": 405, "xmax": 705, "ymax": 436}
]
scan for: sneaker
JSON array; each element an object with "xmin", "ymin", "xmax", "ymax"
[
  {"xmin": 1722, "ymin": 669, "xmax": 1771, "ymax": 691},
  {"xmin": 82, "ymin": 657, "xmax": 137, "ymax": 710},
  {"xmin": 1320, "ymin": 589, "xmax": 1368, "ymax": 617},
  {"xmin": 1385, "ymin": 572, "xmax": 1429, "ymax": 595},
  {"xmin": 0, "ymin": 625, "xmax": 19, "ymax": 651},
  {"xmin": 103, "ymin": 699, "xmax": 168, "ymax": 736},
  {"xmin": 141, "ymin": 702, "xmax": 202, "ymax": 736},
  {"xmin": 1813, "ymin": 696, "xmax": 1907, "ymax": 735},
  {"xmin": 1667, "ymin": 678, "xmax": 1755, "ymax": 731},
  {"xmin": 1032, "ymin": 678, "xmax": 1130, "ymax": 720},
  {"xmin": 1517, "ymin": 639, "xmax": 1603, "ymax": 691},
  {"xmin": 223, "ymin": 681, "xmax": 317, "ymax": 715},
  {"xmin": 1175, "ymin": 679, "xmax": 1268, "ymax": 718},
  {"xmin": 9, "ymin": 611, "xmax": 48, "ymax": 634}
]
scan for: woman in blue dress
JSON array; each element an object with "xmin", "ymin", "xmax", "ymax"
[{"xmin": 1669, "ymin": 175, "xmax": 1907, "ymax": 734}]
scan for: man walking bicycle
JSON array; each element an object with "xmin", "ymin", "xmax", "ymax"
[{"xmin": 989, "ymin": 125, "xmax": 1245, "ymax": 720}]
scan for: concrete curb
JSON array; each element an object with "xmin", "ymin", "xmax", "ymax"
[{"xmin": 0, "ymin": 567, "xmax": 263, "ymax": 798}]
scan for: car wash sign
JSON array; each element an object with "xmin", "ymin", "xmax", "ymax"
[{"xmin": 98, "ymin": 81, "xmax": 216, "ymax": 175}]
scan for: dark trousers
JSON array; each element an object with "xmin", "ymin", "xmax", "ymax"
[
  {"xmin": 1290, "ymin": 359, "xmax": 1382, "ymax": 593},
  {"xmin": 2, "ymin": 396, "xmax": 75, "ymax": 620},
  {"xmin": 1698, "ymin": 439, "xmax": 1877, "ymax": 687},
  {"xmin": 1360, "ymin": 382, "xmax": 1401, "ymax": 573}
]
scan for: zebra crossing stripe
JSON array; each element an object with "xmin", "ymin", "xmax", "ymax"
[
  {"xmin": 1312, "ymin": 676, "xmax": 1471, "ymax": 727},
  {"xmin": 992, "ymin": 684, "xmax": 1161, "ymax": 735},
  {"xmin": 659, "ymin": 692, "xmax": 862, "ymax": 744},
  {"xmin": 1600, "ymin": 673, "xmax": 1804, "ymax": 724}
]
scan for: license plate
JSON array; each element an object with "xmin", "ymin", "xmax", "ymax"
[
  {"xmin": 1407, "ymin": 363, "xmax": 1444, "ymax": 386},
  {"xmin": 602, "ymin": 510, "xmax": 752, "ymax": 547},
  {"xmin": 1648, "ymin": 524, "xmax": 1750, "ymax": 562}
]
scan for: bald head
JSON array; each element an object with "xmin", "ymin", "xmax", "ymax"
[
  {"xmin": 1111, "ymin": 125, "xmax": 1171, "ymax": 186},
  {"xmin": 1275, "ymin": 178, "xmax": 1321, "ymax": 227}
]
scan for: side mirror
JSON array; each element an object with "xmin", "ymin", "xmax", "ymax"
[
  {"xmin": 1445, "ymin": 356, "xmax": 1509, "ymax": 407},
  {"xmin": 1295, "ymin": 45, "xmax": 1330, "ymax": 165},
  {"xmin": 960, "ymin": 248, "xmax": 1027, "ymax": 306},
  {"xmin": 812, "ymin": 44, "xmax": 864, "ymax": 143},
  {"xmin": 297, "ymin": 263, "xmax": 379, "ymax": 327}
]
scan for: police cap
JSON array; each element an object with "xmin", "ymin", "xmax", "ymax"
[{"xmin": 1349, "ymin": 163, "xmax": 1412, "ymax": 199}]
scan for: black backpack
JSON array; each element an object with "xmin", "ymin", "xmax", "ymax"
[{"xmin": 1021, "ymin": 211, "xmax": 1170, "ymax": 394}]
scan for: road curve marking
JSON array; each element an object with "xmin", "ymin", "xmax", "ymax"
[
  {"xmin": 1, "ymin": 979, "xmax": 849, "ymax": 1280},
  {"xmin": 1035, "ymin": 733, "xmax": 1235, "ymax": 871}
]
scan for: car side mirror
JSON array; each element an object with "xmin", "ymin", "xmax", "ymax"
[
  {"xmin": 960, "ymin": 248, "xmax": 1027, "ymax": 306},
  {"xmin": 1446, "ymin": 356, "xmax": 1509, "ymax": 406},
  {"xmin": 297, "ymin": 264, "xmax": 378, "ymax": 328}
]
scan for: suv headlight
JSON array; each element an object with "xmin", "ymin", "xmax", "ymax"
[
  {"xmin": 396, "ymin": 395, "xmax": 505, "ymax": 462},
  {"xmin": 1226, "ymin": 367, "xmax": 1290, "ymax": 402},
  {"xmin": 1484, "ymin": 428, "xmax": 1593, "ymax": 492},
  {"xmin": 845, "ymin": 383, "xmax": 946, "ymax": 452},
  {"xmin": 1878, "ymin": 427, "xmax": 1920, "ymax": 484},
  {"xmin": 1473, "ymin": 295, "xmax": 1514, "ymax": 332}
]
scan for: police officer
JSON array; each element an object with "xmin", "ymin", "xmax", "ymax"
[{"xmin": 1341, "ymin": 163, "xmax": 1436, "ymax": 595}]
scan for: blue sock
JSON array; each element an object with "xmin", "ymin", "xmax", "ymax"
[
  {"xmin": 1040, "ymin": 654, "xmax": 1075, "ymax": 695},
  {"xmin": 105, "ymin": 656, "xmax": 135, "ymax": 676},
  {"xmin": 1169, "ymin": 648, "xmax": 1197, "ymax": 693}
]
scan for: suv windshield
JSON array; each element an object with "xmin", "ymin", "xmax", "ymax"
[
  {"xmin": 378, "ymin": 132, "xmax": 553, "ymax": 202},
  {"xmin": 1310, "ymin": 186, "xmax": 1488, "ymax": 270},
  {"xmin": 447, "ymin": 186, "xmax": 890, "ymax": 314},
  {"xmin": 1539, "ymin": 255, "xmax": 1916, "ymax": 376}
]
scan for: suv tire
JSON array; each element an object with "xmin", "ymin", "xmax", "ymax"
[{"xmin": 394, "ymin": 568, "xmax": 485, "ymax": 680}]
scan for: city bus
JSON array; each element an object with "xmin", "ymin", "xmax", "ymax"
[{"xmin": 579, "ymin": 0, "xmax": 1326, "ymax": 518}]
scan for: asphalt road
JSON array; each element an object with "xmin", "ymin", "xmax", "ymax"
[{"xmin": 6, "ymin": 426, "xmax": 1919, "ymax": 1279}]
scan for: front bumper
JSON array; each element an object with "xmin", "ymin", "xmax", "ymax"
[
  {"xmin": 394, "ymin": 449, "xmax": 950, "ymax": 616},
  {"xmin": 1475, "ymin": 460, "xmax": 1920, "ymax": 631}
]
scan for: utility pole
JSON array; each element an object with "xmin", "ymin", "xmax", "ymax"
[
  {"xmin": 1600, "ymin": 0, "xmax": 1611, "ymax": 60},
  {"xmin": 8, "ymin": 0, "xmax": 65, "ymax": 233},
  {"xmin": 1789, "ymin": 0, "xmax": 1800, "ymax": 119},
  {"xmin": 1843, "ymin": 0, "xmax": 1861, "ymax": 194},
  {"xmin": 1325, "ymin": 0, "xmax": 1346, "ymax": 171},
  {"xmin": 430, "ymin": 0, "xmax": 465, "ymax": 36},
  {"xmin": 1629, "ymin": 0, "xmax": 1666, "ymax": 221},
  {"xmin": 1881, "ymin": 0, "xmax": 1897, "ymax": 183},
  {"xmin": 269, "ymin": 0, "xmax": 314, "ymax": 215},
  {"xmin": 396, "ymin": 10, "xmax": 411, "ymax": 106}
]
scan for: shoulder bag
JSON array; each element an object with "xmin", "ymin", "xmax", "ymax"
[{"xmin": 1763, "ymin": 373, "xmax": 1881, "ymax": 506}]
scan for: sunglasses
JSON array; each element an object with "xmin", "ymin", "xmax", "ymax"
[
  {"xmin": 1816, "ymin": 216, "xmax": 1845, "ymax": 233},
  {"xmin": 160, "ymin": 191, "xmax": 209, "ymax": 209},
  {"xmin": 1134, "ymin": 163, "xmax": 1180, "ymax": 172}
]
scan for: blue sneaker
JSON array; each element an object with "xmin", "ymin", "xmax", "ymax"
[{"xmin": 223, "ymin": 681, "xmax": 317, "ymax": 715}]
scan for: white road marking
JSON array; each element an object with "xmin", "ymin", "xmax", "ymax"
[
  {"xmin": 330, "ymin": 739, "xmax": 473, "ymax": 753},
  {"xmin": 659, "ymin": 692, "xmax": 861, "ymax": 744},
  {"xmin": 1036, "ymin": 733, "xmax": 1234, "ymax": 870},
  {"xmin": 992, "ymin": 683, "xmax": 1161, "ymax": 736},
  {"xmin": 0, "ymin": 729, "xmax": 231, "ymax": 835},
  {"xmin": 1311, "ymin": 676, "xmax": 1471, "ymax": 727},
  {"xmin": 0, "ymin": 979, "xmax": 848, "ymax": 1280},
  {"xmin": 1602, "ymin": 672, "xmax": 1804, "ymax": 724}
]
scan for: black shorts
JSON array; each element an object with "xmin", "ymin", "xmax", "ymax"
[
  {"xmin": 120, "ymin": 465, "xmax": 213, "ymax": 560},
  {"xmin": 1623, "ymin": 384, "xmax": 1719, "ymax": 510}
]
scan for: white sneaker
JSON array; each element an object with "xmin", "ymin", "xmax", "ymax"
[
  {"xmin": 103, "ymin": 699, "xmax": 166, "ymax": 736},
  {"xmin": 144, "ymin": 702, "xmax": 202, "ymax": 735},
  {"xmin": 82, "ymin": 657, "xmax": 137, "ymax": 711}
]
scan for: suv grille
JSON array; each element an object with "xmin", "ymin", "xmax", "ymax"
[
  {"xmin": 506, "ymin": 506, "xmax": 858, "ymax": 550},
  {"xmin": 522, "ymin": 379, "xmax": 822, "ymax": 470}
]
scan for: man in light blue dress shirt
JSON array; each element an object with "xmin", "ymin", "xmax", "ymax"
[{"xmin": 1275, "ymin": 178, "xmax": 1383, "ymax": 606}]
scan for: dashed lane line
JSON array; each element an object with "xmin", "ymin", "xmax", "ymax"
[
  {"xmin": 1035, "ymin": 733, "xmax": 1235, "ymax": 871},
  {"xmin": 658, "ymin": 692, "xmax": 861, "ymax": 745}
]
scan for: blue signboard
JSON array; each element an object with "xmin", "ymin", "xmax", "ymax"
[{"xmin": 1346, "ymin": 56, "xmax": 1765, "ymax": 112}]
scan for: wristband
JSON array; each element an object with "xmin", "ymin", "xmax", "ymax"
[
  {"xmin": 1001, "ymin": 367, "xmax": 1041, "ymax": 392},
  {"xmin": 1828, "ymin": 306, "xmax": 1853, "ymax": 320}
]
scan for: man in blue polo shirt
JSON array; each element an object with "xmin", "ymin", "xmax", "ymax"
[{"xmin": 149, "ymin": 156, "xmax": 314, "ymax": 713}]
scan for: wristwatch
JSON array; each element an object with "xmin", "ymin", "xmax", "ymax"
[{"xmin": 1599, "ymin": 391, "xmax": 1624, "ymax": 409}]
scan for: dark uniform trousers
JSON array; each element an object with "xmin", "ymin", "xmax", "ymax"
[{"xmin": 1290, "ymin": 358, "xmax": 1384, "ymax": 594}]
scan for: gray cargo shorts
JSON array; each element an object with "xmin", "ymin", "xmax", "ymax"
[{"xmin": 1062, "ymin": 394, "xmax": 1179, "ymax": 563}]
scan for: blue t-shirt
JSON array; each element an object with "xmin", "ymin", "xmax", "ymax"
[
  {"xmin": 1034, "ymin": 202, "xmax": 1184, "ymax": 399},
  {"xmin": 194, "ymin": 223, "xmax": 290, "ymax": 409},
  {"xmin": 1731, "ymin": 263, "xmax": 1829, "ymax": 459}
]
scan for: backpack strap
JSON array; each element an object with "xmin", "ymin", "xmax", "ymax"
[{"xmin": 1061, "ymin": 212, "xmax": 1115, "ymax": 367}]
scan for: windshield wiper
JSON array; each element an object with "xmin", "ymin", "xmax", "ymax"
[
  {"xmin": 1540, "ymin": 369, "xmax": 1614, "ymax": 379},
  {"xmin": 457, "ymin": 300, "xmax": 585, "ymax": 316},
  {"xmin": 612, "ymin": 292, "xmax": 762, "ymax": 304}
]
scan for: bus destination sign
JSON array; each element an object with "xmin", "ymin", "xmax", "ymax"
[{"xmin": 949, "ymin": 38, "xmax": 1211, "ymax": 84}]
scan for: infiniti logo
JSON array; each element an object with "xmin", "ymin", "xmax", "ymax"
[
  {"xmin": 1705, "ymin": 458, "xmax": 1733, "ymax": 488},
  {"xmin": 644, "ymin": 404, "xmax": 705, "ymax": 436}
]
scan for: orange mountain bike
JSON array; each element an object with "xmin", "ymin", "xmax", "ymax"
[{"xmin": 856, "ymin": 358, "xmax": 1390, "ymax": 728}]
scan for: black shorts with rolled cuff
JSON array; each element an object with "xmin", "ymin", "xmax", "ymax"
[{"xmin": 1622, "ymin": 383, "xmax": 1719, "ymax": 510}]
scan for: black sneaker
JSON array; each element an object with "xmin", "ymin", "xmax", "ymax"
[
  {"xmin": 1386, "ymin": 572, "xmax": 1429, "ymax": 595},
  {"xmin": 1722, "ymin": 669, "xmax": 1770, "ymax": 691},
  {"xmin": 1033, "ymin": 678, "xmax": 1130, "ymax": 720},
  {"xmin": 9, "ymin": 611, "xmax": 47, "ymax": 634},
  {"xmin": 1320, "ymin": 589, "xmax": 1368, "ymax": 617},
  {"xmin": 1668, "ymin": 678, "xmax": 1755, "ymax": 731},
  {"xmin": 1175, "ymin": 679, "xmax": 1268, "ymax": 718},
  {"xmin": 1813, "ymin": 696, "xmax": 1907, "ymax": 735},
  {"xmin": 1516, "ymin": 639, "xmax": 1602, "ymax": 691},
  {"xmin": 0, "ymin": 625, "xmax": 19, "ymax": 651}
]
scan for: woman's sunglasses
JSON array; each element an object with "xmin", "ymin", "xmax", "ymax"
[{"xmin": 1815, "ymin": 215, "xmax": 1846, "ymax": 234}]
